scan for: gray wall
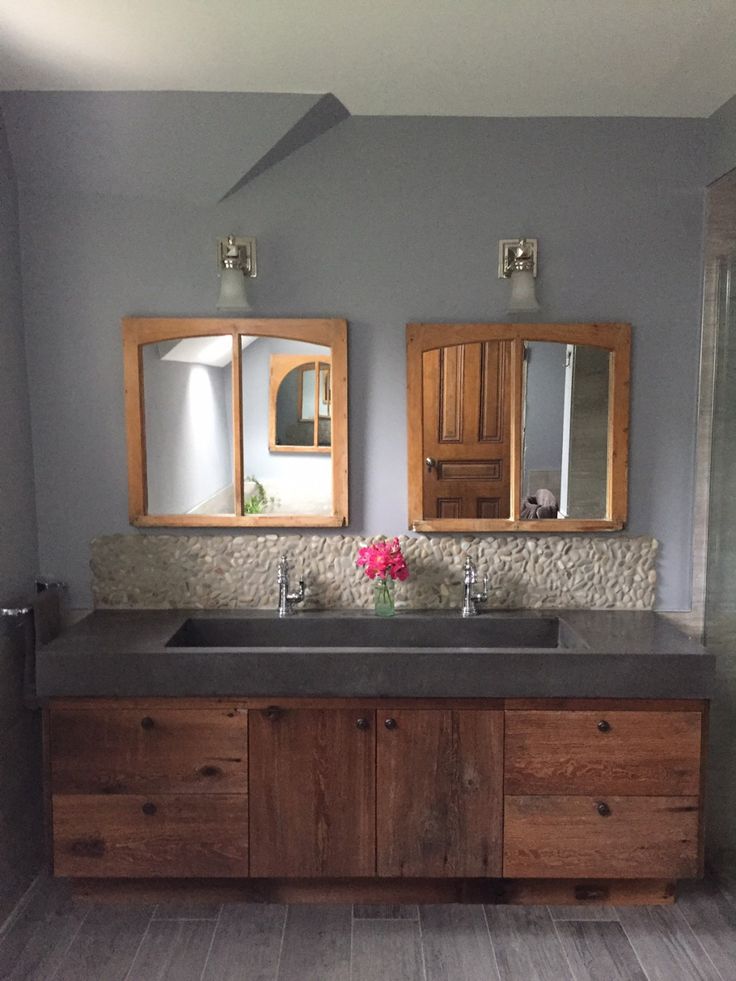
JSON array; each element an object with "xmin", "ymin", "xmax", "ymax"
[
  {"xmin": 0, "ymin": 108, "xmax": 42, "ymax": 925},
  {"xmin": 0, "ymin": 96, "xmax": 709, "ymax": 609}
]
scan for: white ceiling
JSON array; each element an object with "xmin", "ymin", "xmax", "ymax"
[{"xmin": 1, "ymin": 0, "xmax": 735, "ymax": 118}]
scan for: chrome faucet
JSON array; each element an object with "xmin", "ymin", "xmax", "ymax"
[
  {"xmin": 277, "ymin": 554, "xmax": 305, "ymax": 617},
  {"xmin": 461, "ymin": 557, "xmax": 488, "ymax": 617}
]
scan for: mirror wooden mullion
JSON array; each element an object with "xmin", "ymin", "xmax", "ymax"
[{"xmin": 231, "ymin": 330, "xmax": 244, "ymax": 517}]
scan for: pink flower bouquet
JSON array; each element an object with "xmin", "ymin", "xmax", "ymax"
[
  {"xmin": 356, "ymin": 537, "xmax": 409, "ymax": 582},
  {"xmin": 356, "ymin": 538, "xmax": 409, "ymax": 617}
]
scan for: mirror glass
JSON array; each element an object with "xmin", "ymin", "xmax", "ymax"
[
  {"xmin": 421, "ymin": 339, "xmax": 512, "ymax": 520},
  {"xmin": 142, "ymin": 336, "xmax": 235, "ymax": 516},
  {"xmin": 521, "ymin": 342, "xmax": 610, "ymax": 519},
  {"xmin": 243, "ymin": 338, "xmax": 333, "ymax": 516}
]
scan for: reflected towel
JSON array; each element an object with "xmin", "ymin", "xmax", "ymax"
[{"xmin": 521, "ymin": 488, "xmax": 558, "ymax": 519}]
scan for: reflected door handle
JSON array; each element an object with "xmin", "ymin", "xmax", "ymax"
[{"xmin": 425, "ymin": 457, "xmax": 437, "ymax": 472}]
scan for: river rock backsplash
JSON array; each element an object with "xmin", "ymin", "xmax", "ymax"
[{"xmin": 91, "ymin": 534, "xmax": 657, "ymax": 610}]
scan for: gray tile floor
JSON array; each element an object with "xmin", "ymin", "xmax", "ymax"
[{"xmin": 1, "ymin": 876, "xmax": 736, "ymax": 980}]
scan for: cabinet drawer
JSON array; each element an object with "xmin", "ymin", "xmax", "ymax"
[
  {"xmin": 50, "ymin": 706, "xmax": 247, "ymax": 795},
  {"xmin": 53, "ymin": 794, "xmax": 248, "ymax": 877},
  {"xmin": 505, "ymin": 710, "xmax": 702, "ymax": 795},
  {"xmin": 504, "ymin": 795, "xmax": 699, "ymax": 879}
]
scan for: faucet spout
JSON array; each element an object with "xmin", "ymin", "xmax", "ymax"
[
  {"xmin": 277, "ymin": 553, "xmax": 305, "ymax": 617},
  {"xmin": 461, "ymin": 557, "xmax": 488, "ymax": 617}
]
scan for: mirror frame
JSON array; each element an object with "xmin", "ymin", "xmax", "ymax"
[
  {"xmin": 406, "ymin": 321, "xmax": 630, "ymax": 532},
  {"xmin": 123, "ymin": 316, "xmax": 348, "ymax": 527}
]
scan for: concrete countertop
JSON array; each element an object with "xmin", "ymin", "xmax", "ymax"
[{"xmin": 34, "ymin": 608, "xmax": 715, "ymax": 700}]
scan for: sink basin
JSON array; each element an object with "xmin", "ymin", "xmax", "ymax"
[{"xmin": 166, "ymin": 614, "xmax": 576, "ymax": 650}]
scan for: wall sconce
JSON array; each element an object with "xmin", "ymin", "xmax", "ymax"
[
  {"xmin": 217, "ymin": 234, "xmax": 257, "ymax": 309},
  {"xmin": 498, "ymin": 237, "xmax": 540, "ymax": 312}
]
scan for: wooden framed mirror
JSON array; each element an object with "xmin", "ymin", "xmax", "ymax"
[
  {"xmin": 406, "ymin": 322, "xmax": 630, "ymax": 532},
  {"xmin": 123, "ymin": 317, "xmax": 348, "ymax": 527}
]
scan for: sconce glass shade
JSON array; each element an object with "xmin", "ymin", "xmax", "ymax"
[
  {"xmin": 217, "ymin": 266, "xmax": 250, "ymax": 309},
  {"xmin": 507, "ymin": 268, "xmax": 540, "ymax": 312}
]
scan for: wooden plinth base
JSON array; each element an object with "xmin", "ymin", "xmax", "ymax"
[{"xmin": 69, "ymin": 877, "xmax": 677, "ymax": 907}]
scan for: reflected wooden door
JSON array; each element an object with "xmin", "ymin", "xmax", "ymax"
[{"xmin": 422, "ymin": 341, "xmax": 512, "ymax": 518}]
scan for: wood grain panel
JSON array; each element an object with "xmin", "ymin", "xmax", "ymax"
[
  {"xmin": 479, "ymin": 341, "xmax": 505, "ymax": 442},
  {"xmin": 438, "ymin": 461, "xmax": 501, "ymax": 481},
  {"xmin": 53, "ymin": 794, "xmax": 248, "ymax": 877},
  {"xmin": 249, "ymin": 708, "xmax": 375, "ymax": 877},
  {"xmin": 477, "ymin": 498, "xmax": 501, "ymax": 518},
  {"xmin": 505, "ymin": 710, "xmax": 702, "ymax": 796},
  {"xmin": 439, "ymin": 345, "xmax": 464, "ymax": 442},
  {"xmin": 377, "ymin": 710, "xmax": 503, "ymax": 878},
  {"xmin": 50, "ymin": 706, "xmax": 247, "ymax": 795},
  {"xmin": 503, "ymin": 796, "xmax": 700, "ymax": 879},
  {"xmin": 437, "ymin": 498, "xmax": 461, "ymax": 518}
]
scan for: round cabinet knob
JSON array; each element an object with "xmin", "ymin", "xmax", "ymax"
[
  {"xmin": 596, "ymin": 801, "xmax": 611, "ymax": 817},
  {"xmin": 356, "ymin": 718, "xmax": 370, "ymax": 731},
  {"xmin": 597, "ymin": 720, "xmax": 611, "ymax": 733},
  {"xmin": 142, "ymin": 802, "xmax": 157, "ymax": 816},
  {"xmin": 140, "ymin": 716, "xmax": 155, "ymax": 730},
  {"xmin": 265, "ymin": 706, "xmax": 282, "ymax": 721},
  {"xmin": 384, "ymin": 718, "xmax": 397, "ymax": 730},
  {"xmin": 425, "ymin": 457, "xmax": 437, "ymax": 471},
  {"xmin": 200, "ymin": 765, "xmax": 220, "ymax": 777}
]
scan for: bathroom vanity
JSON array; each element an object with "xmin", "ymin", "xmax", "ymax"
[{"xmin": 36, "ymin": 609, "xmax": 713, "ymax": 905}]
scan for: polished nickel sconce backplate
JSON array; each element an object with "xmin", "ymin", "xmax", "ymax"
[
  {"xmin": 498, "ymin": 238, "xmax": 538, "ymax": 279},
  {"xmin": 218, "ymin": 234, "xmax": 258, "ymax": 279}
]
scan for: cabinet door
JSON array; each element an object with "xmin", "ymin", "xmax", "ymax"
[
  {"xmin": 249, "ymin": 707, "xmax": 375, "ymax": 877},
  {"xmin": 377, "ymin": 709, "xmax": 503, "ymax": 877}
]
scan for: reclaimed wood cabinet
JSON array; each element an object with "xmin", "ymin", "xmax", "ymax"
[{"xmin": 46, "ymin": 697, "xmax": 707, "ymax": 902}]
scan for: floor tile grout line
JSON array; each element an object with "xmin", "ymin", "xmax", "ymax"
[
  {"xmin": 46, "ymin": 902, "xmax": 92, "ymax": 981},
  {"xmin": 0, "ymin": 874, "xmax": 43, "ymax": 944},
  {"xmin": 616, "ymin": 907, "xmax": 658, "ymax": 981},
  {"xmin": 273, "ymin": 903, "xmax": 289, "ymax": 981},
  {"xmin": 199, "ymin": 902, "xmax": 224, "ymax": 981},
  {"xmin": 123, "ymin": 903, "xmax": 156, "ymax": 981},
  {"xmin": 415, "ymin": 905, "xmax": 429, "ymax": 981},
  {"xmin": 480, "ymin": 904, "xmax": 504, "ymax": 981},
  {"xmin": 670, "ymin": 900, "xmax": 728, "ymax": 981}
]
